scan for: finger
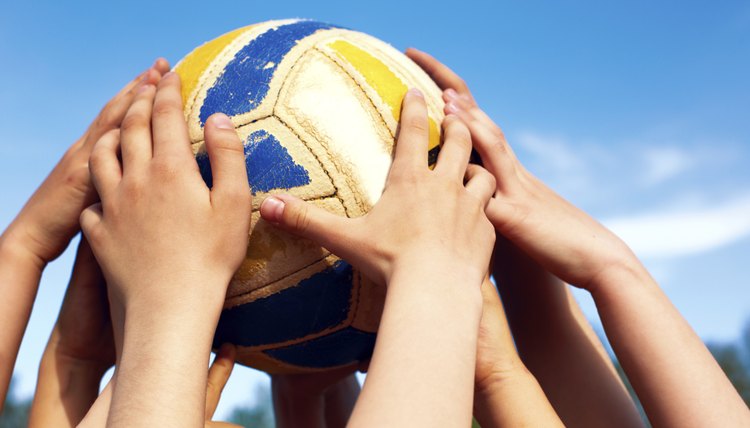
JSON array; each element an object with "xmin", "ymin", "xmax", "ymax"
[
  {"xmin": 390, "ymin": 88, "xmax": 429, "ymax": 175},
  {"xmin": 82, "ymin": 69, "xmax": 152, "ymax": 150},
  {"xmin": 205, "ymin": 343, "xmax": 236, "ymax": 419},
  {"xmin": 120, "ymin": 84, "xmax": 156, "ymax": 173},
  {"xmin": 152, "ymin": 57, "xmax": 171, "ymax": 76},
  {"xmin": 152, "ymin": 72, "xmax": 193, "ymax": 159},
  {"xmin": 89, "ymin": 129, "xmax": 122, "ymax": 201},
  {"xmin": 434, "ymin": 115, "xmax": 472, "ymax": 180},
  {"xmin": 444, "ymin": 90, "xmax": 505, "ymax": 141},
  {"xmin": 260, "ymin": 195, "xmax": 352, "ymax": 254},
  {"xmin": 464, "ymin": 164, "xmax": 497, "ymax": 206},
  {"xmin": 79, "ymin": 203, "xmax": 104, "ymax": 242},
  {"xmin": 203, "ymin": 113, "xmax": 251, "ymax": 208},
  {"xmin": 405, "ymin": 48, "xmax": 474, "ymax": 101},
  {"xmin": 464, "ymin": 118, "xmax": 517, "ymax": 186}
]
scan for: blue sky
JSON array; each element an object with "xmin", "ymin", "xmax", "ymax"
[{"xmin": 1, "ymin": 0, "xmax": 749, "ymax": 419}]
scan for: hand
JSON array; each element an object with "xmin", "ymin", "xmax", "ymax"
[
  {"xmin": 80, "ymin": 72, "xmax": 252, "ymax": 318},
  {"xmin": 407, "ymin": 48, "xmax": 638, "ymax": 293},
  {"xmin": 259, "ymin": 88, "xmax": 496, "ymax": 288},
  {"xmin": 2, "ymin": 59, "xmax": 170, "ymax": 267},
  {"xmin": 261, "ymin": 88, "xmax": 496, "ymax": 428},
  {"xmin": 205, "ymin": 344, "xmax": 243, "ymax": 428},
  {"xmin": 474, "ymin": 275, "xmax": 526, "ymax": 391},
  {"xmin": 81, "ymin": 71, "xmax": 251, "ymax": 428},
  {"xmin": 28, "ymin": 238, "xmax": 114, "ymax": 428}
]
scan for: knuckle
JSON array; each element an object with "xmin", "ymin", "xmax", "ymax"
[
  {"xmin": 406, "ymin": 116, "xmax": 429, "ymax": 133},
  {"xmin": 288, "ymin": 204, "xmax": 311, "ymax": 233},
  {"xmin": 151, "ymin": 99, "xmax": 179, "ymax": 121},
  {"xmin": 120, "ymin": 112, "xmax": 145, "ymax": 133},
  {"xmin": 151, "ymin": 157, "xmax": 181, "ymax": 180}
]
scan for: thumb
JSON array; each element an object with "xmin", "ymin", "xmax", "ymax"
[{"xmin": 260, "ymin": 194, "xmax": 352, "ymax": 254}]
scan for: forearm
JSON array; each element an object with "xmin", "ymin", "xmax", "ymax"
[
  {"xmin": 107, "ymin": 295, "xmax": 222, "ymax": 428},
  {"xmin": 28, "ymin": 339, "xmax": 106, "ymax": 428},
  {"xmin": 324, "ymin": 375, "xmax": 359, "ymax": 428},
  {"xmin": 493, "ymin": 244, "xmax": 643, "ymax": 427},
  {"xmin": 592, "ymin": 262, "xmax": 750, "ymax": 427},
  {"xmin": 272, "ymin": 377, "xmax": 326, "ymax": 428},
  {"xmin": 349, "ymin": 268, "xmax": 482, "ymax": 427},
  {"xmin": 0, "ymin": 227, "xmax": 46, "ymax": 407},
  {"xmin": 474, "ymin": 365, "xmax": 563, "ymax": 428}
]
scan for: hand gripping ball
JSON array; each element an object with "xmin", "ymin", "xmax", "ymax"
[{"xmin": 174, "ymin": 19, "xmax": 444, "ymax": 373}]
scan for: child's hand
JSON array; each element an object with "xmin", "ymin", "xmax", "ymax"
[
  {"xmin": 407, "ymin": 48, "xmax": 637, "ymax": 294},
  {"xmin": 81, "ymin": 72, "xmax": 251, "ymax": 427},
  {"xmin": 80, "ymin": 72, "xmax": 252, "ymax": 315},
  {"xmin": 3, "ymin": 59, "xmax": 170, "ymax": 266},
  {"xmin": 259, "ymin": 88, "xmax": 496, "ymax": 288}
]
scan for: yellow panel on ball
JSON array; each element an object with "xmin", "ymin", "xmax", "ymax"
[{"xmin": 175, "ymin": 19, "xmax": 443, "ymax": 373}]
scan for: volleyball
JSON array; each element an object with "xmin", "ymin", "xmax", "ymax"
[{"xmin": 174, "ymin": 19, "xmax": 444, "ymax": 373}]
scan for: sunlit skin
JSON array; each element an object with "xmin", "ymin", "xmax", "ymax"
[
  {"xmin": 260, "ymin": 89, "xmax": 499, "ymax": 427},
  {"xmin": 0, "ymin": 58, "xmax": 170, "ymax": 411},
  {"xmin": 406, "ymin": 47, "xmax": 750, "ymax": 428},
  {"xmin": 78, "ymin": 72, "xmax": 252, "ymax": 428}
]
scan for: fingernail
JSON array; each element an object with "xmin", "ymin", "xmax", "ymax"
[
  {"xmin": 261, "ymin": 197, "xmax": 285, "ymax": 223},
  {"xmin": 212, "ymin": 113, "xmax": 234, "ymax": 130},
  {"xmin": 152, "ymin": 58, "xmax": 163, "ymax": 69},
  {"xmin": 445, "ymin": 102, "xmax": 460, "ymax": 114},
  {"xmin": 407, "ymin": 88, "xmax": 424, "ymax": 99},
  {"xmin": 445, "ymin": 88, "xmax": 458, "ymax": 100},
  {"xmin": 163, "ymin": 71, "xmax": 176, "ymax": 80}
]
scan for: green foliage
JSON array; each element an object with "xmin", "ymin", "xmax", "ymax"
[
  {"xmin": 0, "ymin": 378, "xmax": 30, "ymax": 428},
  {"xmin": 707, "ymin": 320, "xmax": 750, "ymax": 406}
]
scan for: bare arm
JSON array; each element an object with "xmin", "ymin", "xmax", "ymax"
[
  {"xmin": 473, "ymin": 276, "xmax": 564, "ymax": 427},
  {"xmin": 406, "ymin": 47, "xmax": 750, "ymax": 428},
  {"xmin": 259, "ymin": 89, "xmax": 496, "ymax": 427},
  {"xmin": 492, "ymin": 239, "xmax": 643, "ymax": 427},
  {"xmin": 0, "ymin": 59, "xmax": 169, "ymax": 409}
]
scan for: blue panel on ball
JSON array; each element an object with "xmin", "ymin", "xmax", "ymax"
[
  {"xmin": 214, "ymin": 261, "xmax": 353, "ymax": 348},
  {"xmin": 264, "ymin": 327, "xmax": 376, "ymax": 368},
  {"xmin": 199, "ymin": 20, "xmax": 335, "ymax": 125},
  {"xmin": 197, "ymin": 129, "xmax": 310, "ymax": 193}
]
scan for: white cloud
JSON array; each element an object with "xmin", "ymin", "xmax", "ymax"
[
  {"xmin": 604, "ymin": 194, "xmax": 750, "ymax": 259},
  {"xmin": 641, "ymin": 146, "xmax": 694, "ymax": 185}
]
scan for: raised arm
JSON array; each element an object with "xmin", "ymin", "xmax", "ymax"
[
  {"xmin": 407, "ymin": 48, "xmax": 750, "ymax": 427},
  {"xmin": 259, "ymin": 89, "xmax": 496, "ymax": 427},
  {"xmin": 79, "ymin": 72, "xmax": 252, "ymax": 427},
  {"xmin": 0, "ymin": 59, "xmax": 169, "ymax": 409}
]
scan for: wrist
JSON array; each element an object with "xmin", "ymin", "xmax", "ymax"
[
  {"xmin": 0, "ymin": 223, "xmax": 47, "ymax": 272},
  {"xmin": 475, "ymin": 358, "xmax": 531, "ymax": 398},
  {"xmin": 587, "ymin": 255, "xmax": 653, "ymax": 301}
]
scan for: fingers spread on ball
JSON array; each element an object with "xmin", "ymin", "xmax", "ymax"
[
  {"xmin": 204, "ymin": 113, "xmax": 251, "ymax": 208},
  {"xmin": 89, "ymin": 129, "xmax": 122, "ymax": 200},
  {"xmin": 152, "ymin": 72, "xmax": 193, "ymax": 160},
  {"xmin": 260, "ymin": 194, "xmax": 350, "ymax": 256},
  {"xmin": 391, "ymin": 88, "xmax": 430, "ymax": 175},
  {"xmin": 120, "ymin": 84, "xmax": 156, "ymax": 173},
  {"xmin": 434, "ymin": 115, "xmax": 472, "ymax": 180}
]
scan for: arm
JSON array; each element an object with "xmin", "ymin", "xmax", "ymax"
[
  {"xmin": 272, "ymin": 367, "xmax": 360, "ymax": 428},
  {"xmin": 407, "ymin": 48, "xmax": 642, "ymax": 427},
  {"xmin": 28, "ymin": 239, "xmax": 114, "ymax": 427},
  {"xmin": 492, "ymin": 239, "xmax": 643, "ymax": 427},
  {"xmin": 259, "ymin": 89, "xmax": 496, "ymax": 427},
  {"xmin": 407, "ymin": 48, "xmax": 750, "ymax": 427},
  {"xmin": 79, "ymin": 72, "xmax": 252, "ymax": 427},
  {"xmin": 0, "ymin": 58, "xmax": 169, "ymax": 409},
  {"xmin": 473, "ymin": 276, "xmax": 564, "ymax": 427}
]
